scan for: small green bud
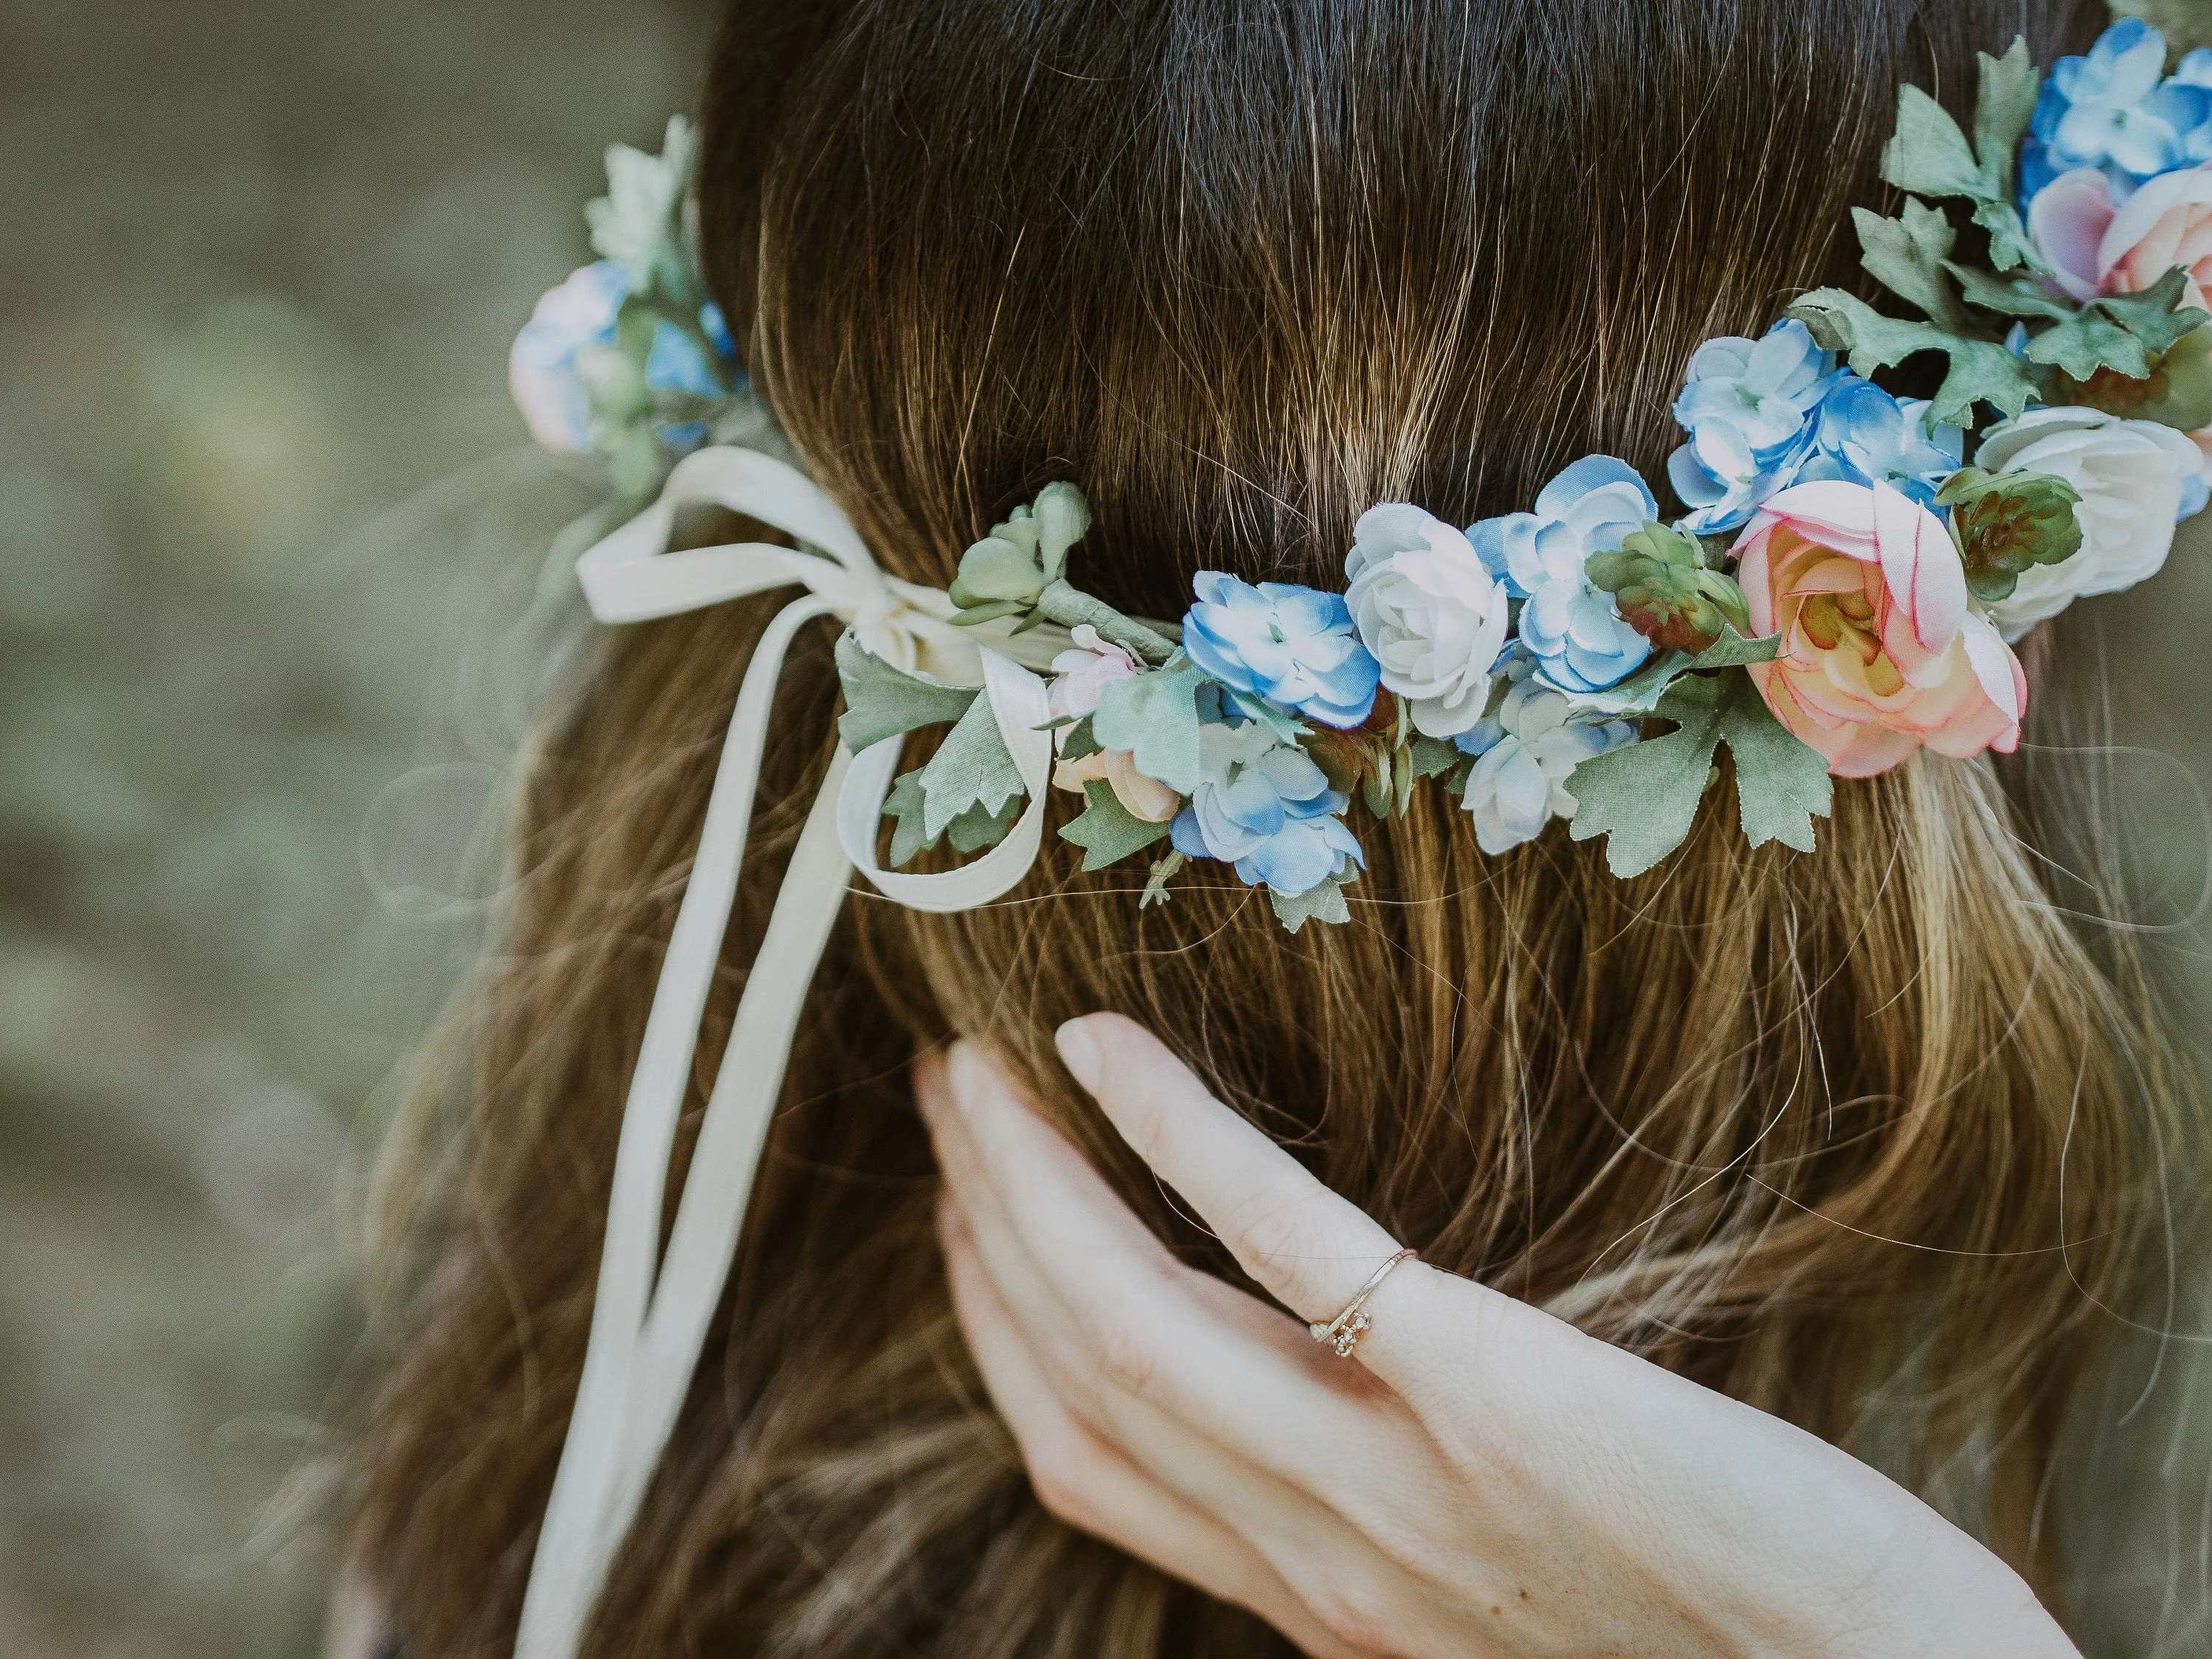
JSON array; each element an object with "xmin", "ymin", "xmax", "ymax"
[
  {"xmin": 947, "ymin": 482, "xmax": 1095, "ymax": 622},
  {"xmin": 1936, "ymin": 466, "xmax": 2082, "ymax": 603},
  {"xmin": 1587, "ymin": 521, "xmax": 1752, "ymax": 654}
]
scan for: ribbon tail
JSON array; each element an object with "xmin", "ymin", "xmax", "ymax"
[
  {"xmin": 515, "ymin": 594, "xmax": 835, "ymax": 1659},
  {"xmin": 605, "ymin": 753, "xmax": 854, "ymax": 1543}
]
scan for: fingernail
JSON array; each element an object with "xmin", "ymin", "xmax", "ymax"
[{"xmin": 1054, "ymin": 1017, "xmax": 1102, "ymax": 1092}]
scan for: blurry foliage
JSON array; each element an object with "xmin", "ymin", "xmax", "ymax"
[{"xmin": 0, "ymin": 0, "xmax": 714, "ymax": 1653}]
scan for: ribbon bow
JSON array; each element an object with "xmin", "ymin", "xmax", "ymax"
[{"xmin": 518, "ymin": 447, "xmax": 1065, "ymax": 1659}]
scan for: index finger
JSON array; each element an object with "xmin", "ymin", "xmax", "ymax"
[{"xmin": 1053, "ymin": 1012, "xmax": 1473, "ymax": 1385}]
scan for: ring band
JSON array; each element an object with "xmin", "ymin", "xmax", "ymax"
[{"xmin": 1308, "ymin": 1248, "xmax": 1417, "ymax": 1358}]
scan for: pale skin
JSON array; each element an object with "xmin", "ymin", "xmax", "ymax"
[{"xmin": 915, "ymin": 1012, "xmax": 2083, "ymax": 1659}]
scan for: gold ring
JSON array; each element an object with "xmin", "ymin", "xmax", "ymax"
[{"xmin": 1308, "ymin": 1248, "xmax": 1417, "ymax": 1358}]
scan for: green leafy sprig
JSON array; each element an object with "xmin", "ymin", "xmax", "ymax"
[{"xmin": 1786, "ymin": 35, "xmax": 2212, "ymax": 430}]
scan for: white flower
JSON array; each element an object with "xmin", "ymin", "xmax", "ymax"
[
  {"xmin": 1343, "ymin": 503, "xmax": 1510, "ymax": 737},
  {"xmin": 1457, "ymin": 658, "xmax": 1636, "ymax": 856},
  {"xmin": 1048, "ymin": 626, "xmax": 1181, "ymax": 822},
  {"xmin": 1046, "ymin": 625, "xmax": 1138, "ymax": 720},
  {"xmin": 1974, "ymin": 406, "xmax": 2203, "ymax": 641},
  {"xmin": 585, "ymin": 116, "xmax": 697, "ymax": 290}
]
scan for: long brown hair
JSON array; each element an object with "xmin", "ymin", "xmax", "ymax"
[{"xmin": 351, "ymin": 1, "xmax": 2188, "ymax": 1653}]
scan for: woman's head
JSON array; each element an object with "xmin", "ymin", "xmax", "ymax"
[{"xmin": 355, "ymin": 1, "xmax": 2177, "ymax": 1655}]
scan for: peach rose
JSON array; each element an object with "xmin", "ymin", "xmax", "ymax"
[
  {"xmin": 2028, "ymin": 162, "xmax": 2212, "ymax": 310},
  {"xmin": 2029, "ymin": 163, "xmax": 2212, "ymax": 481},
  {"xmin": 1046, "ymin": 626, "xmax": 1182, "ymax": 822},
  {"xmin": 1735, "ymin": 481, "xmax": 2027, "ymax": 778}
]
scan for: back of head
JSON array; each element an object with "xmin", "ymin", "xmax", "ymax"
[{"xmin": 353, "ymin": 1, "xmax": 2183, "ymax": 1655}]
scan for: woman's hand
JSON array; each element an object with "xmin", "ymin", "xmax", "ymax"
[{"xmin": 914, "ymin": 1012, "xmax": 2079, "ymax": 1659}]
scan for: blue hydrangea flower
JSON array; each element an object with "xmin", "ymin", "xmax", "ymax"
[
  {"xmin": 1666, "ymin": 319, "xmax": 1843, "ymax": 535},
  {"xmin": 509, "ymin": 259, "xmax": 737, "ymax": 457},
  {"xmin": 1795, "ymin": 376, "xmax": 1965, "ymax": 511},
  {"xmin": 1451, "ymin": 651, "xmax": 1638, "ymax": 856},
  {"xmin": 1182, "ymin": 572, "xmax": 1381, "ymax": 727},
  {"xmin": 1470, "ymin": 455, "xmax": 1654, "ymax": 695},
  {"xmin": 1169, "ymin": 717, "xmax": 1365, "ymax": 895},
  {"xmin": 2022, "ymin": 21, "xmax": 2212, "ymax": 206}
]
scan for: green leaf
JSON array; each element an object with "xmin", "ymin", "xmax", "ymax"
[
  {"xmin": 1060, "ymin": 779, "xmax": 1172, "ymax": 871},
  {"xmin": 1058, "ymin": 714, "xmax": 1102, "ymax": 765},
  {"xmin": 916, "ymin": 694, "xmax": 1026, "ymax": 840},
  {"xmin": 1973, "ymin": 37, "xmax": 2039, "ymax": 200},
  {"xmin": 2027, "ymin": 307, "xmax": 2154, "ymax": 380},
  {"xmin": 1566, "ymin": 676, "xmax": 1725, "ymax": 877},
  {"xmin": 1270, "ymin": 872, "xmax": 1356, "ymax": 933},
  {"xmin": 1691, "ymin": 627, "xmax": 1784, "ymax": 668},
  {"xmin": 834, "ymin": 632, "xmax": 978, "ymax": 752},
  {"xmin": 1140, "ymin": 849, "xmax": 1185, "ymax": 908},
  {"xmin": 884, "ymin": 769, "xmax": 935, "ymax": 867},
  {"xmin": 1877, "ymin": 39, "xmax": 2037, "ymax": 214},
  {"xmin": 1714, "ymin": 676, "xmax": 1832, "ymax": 853},
  {"xmin": 1565, "ymin": 649, "xmax": 1696, "ymax": 717},
  {"xmin": 882, "ymin": 768, "xmax": 1019, "ymax": 866},
  {"xmin": 1853, "ymin": 203, "xmax": 1970, "ymax": 333},
  {"xmin": 1972, "ymin": 199, "xmax": 2045, "ymax": 274},
  {"xmin": 1880, "ymin": 86, "xmax": 1983, "ymax": 201},
  {"xmin": 1944, "ymin": 260, "xmax": 2073, "ymax": 320},
  {"xmin": 2091, "ymin": 266, "xmax": 2211, "ymax": 357},
  {"xmin": 1091, "ymin": 655, "xmax": 1210, "ymax": 795},
  {"xmin": 1568, "ymin": 674, "xmax": 1831, "ymax": 875},
  {"xmin": 1785, "ymin": 289, "xmax": 2036, "ymax": 424},
  {"xmin": 1408, "ymin": 736, "xmax": 1461, "ymax": 779}
]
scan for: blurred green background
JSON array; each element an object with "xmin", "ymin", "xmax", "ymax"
[
  {"xmin": 4, "ymin": 4, "xmax": 2212, "ymax": 1658},
  {"xmin": 0, "ymin": 2, "xmax": 712, "ymax": 1653}
]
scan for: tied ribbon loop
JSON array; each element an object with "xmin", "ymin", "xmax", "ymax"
[{"xmin": 516, "ymin": 448, "xmax": 1060, "ymax": 1659}]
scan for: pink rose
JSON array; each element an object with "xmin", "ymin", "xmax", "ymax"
[
  {"xmin": 2028, "ymin": 164, "xmax": 2212, "ymax": 481},
  {"xmin": 1047, "ymin": 626, "xmax": 1182, "ymax": 822},
  {"xmin": 1735, "ymin": 481, "xmax": 2026, "ymax": 778},
  {"xmin": 2028, "ymin": 162, "xmax": 2212, "ymax": 310}
]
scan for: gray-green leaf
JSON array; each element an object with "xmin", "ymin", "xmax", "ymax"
[
  {"xmin": 1716, "ymin": 678, "xmax": 1832, "ymax": 853},
  {"xmin": 1973, "ymin": 37, "xmax": 2039, "ymax": 200},
  {"xmin": 1691, "ymin": 627, "xmax": 1784, "ymax": 668},
  {"xmin": 916, "ymin": 694, "xmax": 1026, "ymax": 840},
  {"xmin": 1944, "ymin": 260, "xmax": 2073, "ymax": 320},
  {"xmin": 1853, "ymin": 202, "xmax": 1971, "ymax": 335},
  {"xmin": 1785, "ymin": 289, "xmax": 2035, "ymax": 424},
  {"xmin": 1060, "ymin": 779, "xmax": 1172, "ymax": 871},
  {"xmin": 1270, "ymin": 872, "xmax": 1355, "ymax": 933},
  {"xmin": 835, "ymin": 632, "xmax": 978, "ymax": 752},
  {"xmin": 884, "ymin": 768, "xmax": 1020, "ymax": 866},
  {"xmin": 1568, "ymin": 673, "xmax": 1831, "ymax": 876},
  {"xmin": 1091, "ymin": 655, "xmax": 1210, "ymax": 796},
  {"xmin": 1878, "ymin": 95, "xmax": 1983, "ymax": 210},
  {"xmin": 1567, "ymin": 676, "xmax": 1725, "ymax": 876}
]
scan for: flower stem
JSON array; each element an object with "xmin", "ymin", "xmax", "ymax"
[{"xmin": 1036, "ymin": 580, "xmax": 1179, "ymax": 664}]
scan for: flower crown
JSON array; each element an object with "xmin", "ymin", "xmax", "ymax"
[
  {"xmin": 518, "ymin": 25, "xmax": 2212, "ymax": 936},
  {"xmin": 505, "ymin": 28, "xmax": 2212, "ymax": 1658}
]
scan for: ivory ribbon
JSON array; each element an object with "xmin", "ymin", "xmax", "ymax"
[{"xmin": 515, "ymin": 447, "xmax": 1064, "ymax": 1659}]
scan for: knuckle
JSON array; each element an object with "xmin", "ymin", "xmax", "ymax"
[
  {"xmin": 1231, "ymin": 1184, "xmax": 1330, "ymax": 1277},
  {"xmin": 1084, "ymin": 1298, "xmax": 1161, "ymax": 1398}
]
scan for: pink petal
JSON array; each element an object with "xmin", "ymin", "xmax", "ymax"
[
  {"xmin": 1956, "ymin": 611, "xmax": 2025, "ymax": 723},
  {"xmin": 2098, "ymin": 162, "xmax": 2212, "ymax": 288},
  {"xmin": 1871, "ymin": 480, "xmax": 1964, "ymax": 667},
  {"xmin": 1753, "ymin": 481, "xmax": 1882, "ymax": 562},
  {"xmin": 2030, "ymin": 167, "xmax": 2118, "ymax": 302}
]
